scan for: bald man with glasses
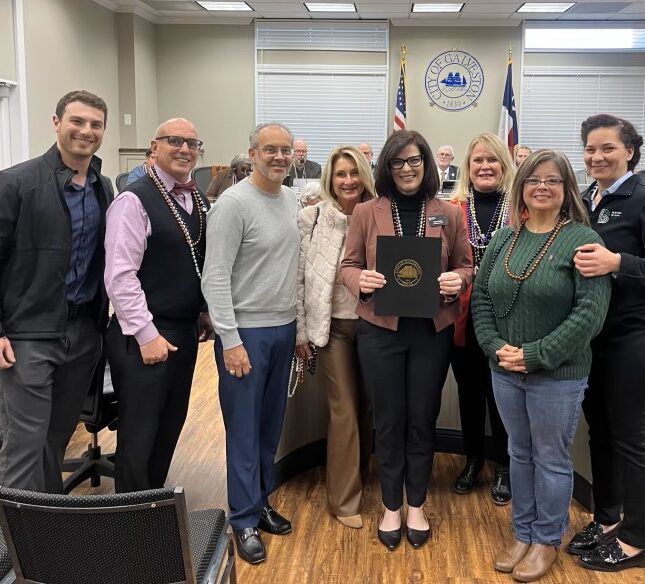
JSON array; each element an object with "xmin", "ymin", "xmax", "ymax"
[{"xmin": 105, "ymin": 118, "xmax": 212, "ymax": 493}]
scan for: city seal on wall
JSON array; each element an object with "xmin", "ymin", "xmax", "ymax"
[{"xmin": 425, "ymin": 50, "xmax": 484, "ymax": 111}]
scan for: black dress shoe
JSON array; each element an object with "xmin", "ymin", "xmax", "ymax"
[
  {"xmin": 258, "ymin": 504, "xmax": 292, "ymax": 535},
  {"xmin": 491, "ymin": 465, "xmax": 512, "ymax": 506},
  {"xmin": 453, "ymin": 457, "xmax": 484, "ymax": 494},
  {"xmin": 405, "ymin": 512, "xmax": 431, "ymax": 548},
  {"xmin": 578, "ymin": 538, "xmax": 645, "ymax": 572},
  {"xmin": 234, "ymin": 527, "xmax": 266, "ymax": 564},
  {"xmin": 567, "ymin": 521, "xmax": 620, "ymax": 556},
  {"xmin": 378, "ymin": 515, "xmax": 402, "ymax": 551}
]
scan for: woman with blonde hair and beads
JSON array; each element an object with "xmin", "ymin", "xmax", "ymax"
[
  {"xmin": 295, "ymin": 145, "xmax": 375, "ymax": 529},
  {"xmin": 450, "ymin": 133, "xmax": 515, "ymax": 505},
  {"xmin": 471, "ymin": 149, "xmax": 611, "ymax": 582}
]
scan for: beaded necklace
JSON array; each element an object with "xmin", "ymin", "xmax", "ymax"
[
  {"xmin": 146, "ymin": 165, "xmax": 207, "ymax": 279},
  {"xmin": 391, "ymin": 197, "xmax": 427, "ymax": 237},
  {"xmin": 465, "ymin": 188, "xmax": 509, "ymax": 267},
  {"xmin": 483, "ymin": 216, "xmax": 569, "ymax": 319}
]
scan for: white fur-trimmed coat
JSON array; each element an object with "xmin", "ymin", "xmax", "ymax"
[{"xmin": 296, "ymin": 201, "xmax": 355, "ymax": 347}]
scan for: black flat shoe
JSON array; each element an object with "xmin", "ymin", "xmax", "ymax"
[
  {"xmin": 453, "ymin": 457, "xmax": 484, "ymax": 494},
  {"xmin": 491, "ymin": 465, "xmax": 512, "ymax": 506},
  {"xmin": 567, "ymin": 521, "xmax": 620, "ymax": 556},
  {"xmin": 405, "ymin": 511, "xmax": 431, "ymax": 548},
  {"xmin": 378, "ymin": 515, "xmax": 402, "ymax": 551},
  {"xmin": 258, "ymin": 504, "xmax": 292, "ymax": 535},
  {"xmin": 578, "ymin": 538, "xmax": 645, "ymax": 572},
  {"xmin": 234, "ymin": 527, "xmax": 266, "ymax": 564}
]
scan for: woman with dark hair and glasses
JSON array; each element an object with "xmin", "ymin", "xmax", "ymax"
[
  {"xmin": 566, "ymin": 114, "xmax": 645, "ymax": 574},
  {"xmin": 472, "ymin": 149, "xmax": 611, "ymax": 582},
  {"xmin": 340, "ymin": 130, "xmax": 473, "ymax": 550}
]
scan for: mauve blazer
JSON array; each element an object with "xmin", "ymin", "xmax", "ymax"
[{"xmin": 340, "ymin": 194, "xmax": 474, "ymax": 333}]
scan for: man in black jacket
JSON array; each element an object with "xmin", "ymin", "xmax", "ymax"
[{"xmin": 0, "ymin": 90, "xmax": 113, "ymax": 493}]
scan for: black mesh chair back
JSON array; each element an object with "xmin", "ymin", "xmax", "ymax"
[
  {"xmin": 115, "ymin": 172, "xmax": 129, "ymax": 193},
  {"xmin": 0, "ymin": 487, "xmax": 232, "ymax": 584},
  {"xmin": 191, "ymin": 166, "xmax": 213, "ymax": 195}
]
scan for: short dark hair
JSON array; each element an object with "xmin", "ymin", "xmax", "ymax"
[
  {"xmin": 581, "ymin": 114, "xmax": 643, "ymax": 171},
  {"xmin": 374, "ymin": 130, "xmax": 439, "ymax": 198},
  {"xmin": 55, "ymin": 90, "xmax": 108, "ymax": 126}
]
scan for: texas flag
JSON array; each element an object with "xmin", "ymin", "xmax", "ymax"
[{"xmin": 498, "ymin": 56, "xmax": 518, "ymax": 155}]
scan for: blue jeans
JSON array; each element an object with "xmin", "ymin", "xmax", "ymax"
[{"xmin": 491, "ymin": 371, "xmax": 587, "ymax": 546}]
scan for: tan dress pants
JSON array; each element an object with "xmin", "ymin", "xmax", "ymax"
[{"xmin": 317, "ymin": 318, "xmax": 373, "ymax": 516}]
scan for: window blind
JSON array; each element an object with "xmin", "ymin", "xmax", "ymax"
[{"xmin": 520, "ymin": 66, "xmax": 645, "ymax": 172}]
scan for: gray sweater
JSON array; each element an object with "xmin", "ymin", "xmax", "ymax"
[{"xmin": 201, "ymin": 178, "xmax": 300, "ymax": 349}]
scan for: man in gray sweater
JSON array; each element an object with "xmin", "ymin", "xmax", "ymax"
[{"xmin": 202, "ymin": 122, "xmax": 299, "ymax": 565}]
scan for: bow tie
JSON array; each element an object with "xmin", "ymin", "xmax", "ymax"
[{"xmin": 172, "ymin": 180, "xmax": 197, "ymax": 192}]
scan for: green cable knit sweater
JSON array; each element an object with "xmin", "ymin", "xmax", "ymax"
[{"xmin": 471, "ymin": 222, "xmax": 612, "ymax": 380}]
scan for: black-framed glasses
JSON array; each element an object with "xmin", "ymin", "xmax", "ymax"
[
  {"xmin": 390, "ymin": 155, "xmax": 424, "ymax": 170},
  {"xmin": 524, "ymin": 177, "xmax": 564, "ymax": 187},
  {"xmin": 156, "ymin": 135, "xmax": 204, "ymax": 150},
  {"xmin": 259, "ymin": 145, "xmax": 294, "ymax": 157}
]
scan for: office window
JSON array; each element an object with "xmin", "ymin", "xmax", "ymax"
[
  {"xmin": 256, "ymin": 21, "xmax": 388, "ymax": 165},
  {"xmin": 520, "ymin": 67, "xmax": 645, "ymax": 172}
]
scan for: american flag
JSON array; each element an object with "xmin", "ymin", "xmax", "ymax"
[
  {"xmin": 393, "ymin": 52, "xmax": 407, "ymax": 131},
  {"xmin": 497, "ymin": 54, "xmax": 518, "ymax": 155}
]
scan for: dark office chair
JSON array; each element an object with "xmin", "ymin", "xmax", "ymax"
[
  {"xmin": 0, "ymin": 530, "xmax": 13, "ymax": 584},
  {"xmin": 115, "ymin": 172, "xmax": 129, "ymax": 193},
  {"xmin": 191, "ymin": 166, "xmax": 215, "ymax": 196},
  {"xmin": 0, "ymin": 486, "xmax": 235, "ymax": 584},
  {"xmin": 62, "ymin": 351, "xmax": 117, "ymax": 493}
]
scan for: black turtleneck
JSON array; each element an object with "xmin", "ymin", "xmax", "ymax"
[
  {"xmin": 472, "ymin": 188, "xmax": 503, "ymax": 234},
  {"xmin": 392, "ymin": 190, "xmax": 425, "ymax": 236}
]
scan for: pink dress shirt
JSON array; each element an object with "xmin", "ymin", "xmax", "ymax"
[{"xmin": 105, "ymin": 165, "xmax": 194, "ymax": 345}]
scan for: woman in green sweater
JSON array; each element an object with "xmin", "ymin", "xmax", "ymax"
[{"xmin": 471, "ymin": 149, "xmax": 612, "ymax": 583}]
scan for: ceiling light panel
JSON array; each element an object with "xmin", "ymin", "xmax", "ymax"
[
  {"xmin": 517, "ymin": 3, "xmax": 575, "ymax": 13},
  {"xmin": 197, "ymin": 1, "xmax": 253, "ymax": 10},
  {"xmin": 412, "ymin": 3, "xmax": 464, "ymax": 12}
]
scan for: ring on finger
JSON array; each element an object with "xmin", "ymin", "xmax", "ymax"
[{"xmin": 229, "ymin": 369, "xmax": 236, "ymax": 375}]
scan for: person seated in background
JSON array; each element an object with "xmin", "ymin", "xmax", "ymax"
[
  {"xmin": 435, "ymin": 144, "xmax": 458, "ymax": 184},
  {"xmin": 126, "ymin": 149, "xmax": 155, "ymax": 185},
  {"xmin": 296, "ymin": 145, "xmax": 375, "ymax": 530},
  {"xmin": 358, "ymin": 142, "xmax": 376, "ymax": 171},
  {"xmin": 298, "ymin": 181, "xmax": 323, "ymax": 207},
  {"xmin": 205, "ymin": 153, "xmax": 251, "ymax": 202},
  {"xmin": 284, "ymin": 139, "xmax": 322, "ymax": 186},
  {"xmin": 514, "ymin": 144, "xmax": 532, "ymax": 167}
]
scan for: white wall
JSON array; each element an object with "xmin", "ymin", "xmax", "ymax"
[{"xmin": 23, "ymin": 0, "xmax": 120, "ymax": 179}]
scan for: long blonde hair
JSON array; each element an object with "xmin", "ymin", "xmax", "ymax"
[
  {"xmin": 453, "ymin": 133, "xmax": 515, "ymax": 202},
  {"xmin": 320, "ymin": 145, "xmax": 376, "ymax": 210}
]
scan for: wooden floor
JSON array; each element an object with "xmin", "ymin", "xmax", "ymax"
[{"xmin": 67, "ymin": 342, "xmax": 644, "ymax": 584}]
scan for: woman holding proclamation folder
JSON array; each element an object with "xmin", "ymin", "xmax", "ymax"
[{"xmin": 340, "ymin": 130, "xmax": 473, "ymax": 551}]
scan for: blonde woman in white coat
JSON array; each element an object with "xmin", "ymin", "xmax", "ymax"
[{"xmin": 296, "ymin": 145, "xmax": 376, "ymax": 528}]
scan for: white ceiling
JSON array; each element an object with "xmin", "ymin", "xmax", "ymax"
[{"xmin": 94, "ymin": 0, "xmax": 645, "ymax": 26}]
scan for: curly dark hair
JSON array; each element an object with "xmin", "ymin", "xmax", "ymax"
[
  {"xmin": 581, "ymin": 114, "xmax": 643, "ymax": 171},
  {"xmin": 374, "ymin": 130, "xmax": 439, "ymax": 198}
]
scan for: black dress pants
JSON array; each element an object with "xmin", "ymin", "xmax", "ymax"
[
  {"xmin": 585, "ymin": 330, "xmax": 645, "ymax": 548},
  {"xmin": 107, "ymin": 318, "xmax": 199, "ymax": 493},
  {"xmin": 451, "ymin": 312, "xmax": 509, "ymax": 466},
  {"xmin": 357, "ymin": 317, "xmax": 453, "ymax": 511}
]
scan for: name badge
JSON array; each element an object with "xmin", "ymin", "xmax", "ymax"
[{"xmin": 427, "ymin": 215, "xmax": 447, "ymax": 227}]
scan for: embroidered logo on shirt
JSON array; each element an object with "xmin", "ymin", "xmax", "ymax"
[{"xmin": 597, "ymin": 209, "xmax": 611, "ymax": 224}]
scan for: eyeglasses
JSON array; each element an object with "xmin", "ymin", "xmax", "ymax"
[
  {"xmin": 524, "ymin": 177, "xmax": 564, "ymax": 187},
  {"xmin": 156, "ymin": 136, "xmax": 204, "ymax": 150},
  {"xmin": 259, "ymin": 146, "xmax": 294, "ymax": 157},
  {"xmin": 390, "ymin": 155, "xmax": 424, "ymax": 170}
]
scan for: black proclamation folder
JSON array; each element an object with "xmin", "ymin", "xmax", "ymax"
[{"xmin": 374, "ymin": 235, "xmax": 442, "ymax": 318}]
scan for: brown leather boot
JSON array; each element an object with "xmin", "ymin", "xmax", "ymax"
[
  {"xmin": 512, "ymin": 544, "xmax": 557, "ymax": 582},
  {"xmin": 494, "ymin": 540, "xmax": 530, "ymax": 573}
]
